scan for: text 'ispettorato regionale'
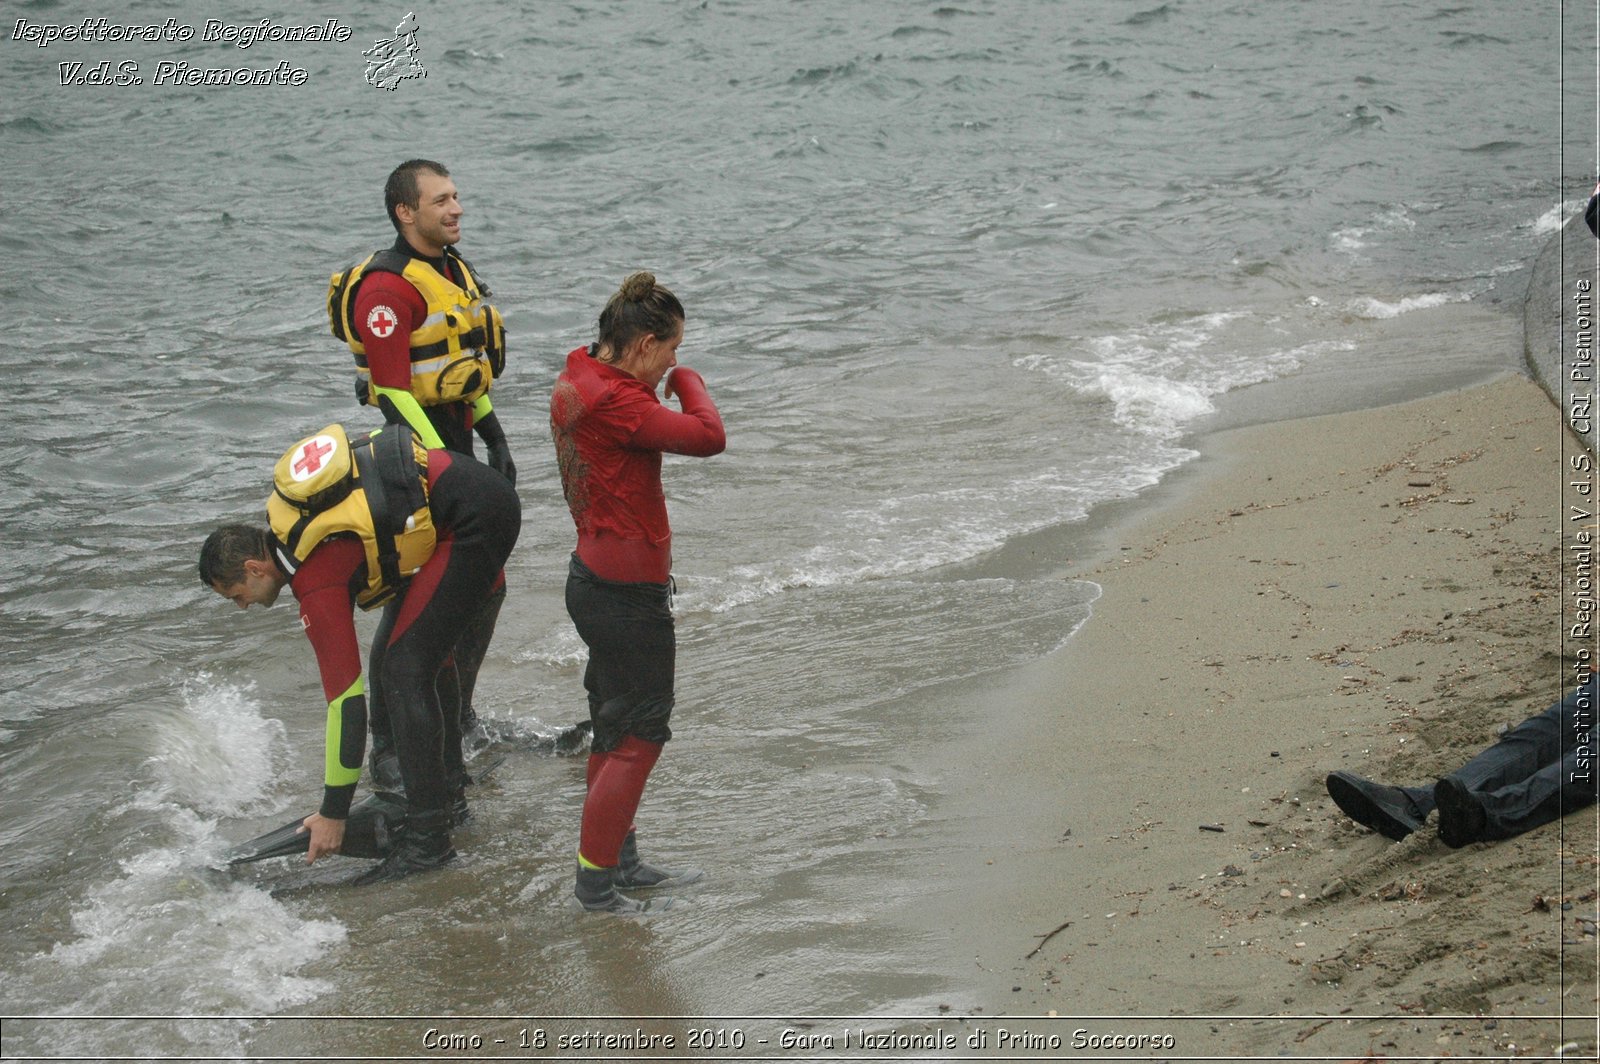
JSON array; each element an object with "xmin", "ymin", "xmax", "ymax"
[{"xmin": 11, "ymin": 18, "xmax": 352, "ymax": 87}]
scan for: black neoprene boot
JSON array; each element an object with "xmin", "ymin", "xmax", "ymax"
[
  {"xmin": 352, "ymin": 810, "xmax": 456, "ymax": 885},
  {"xmin": 575, "ymin": 863, "xmax": 673, "ymax": 914},
  {"xmin": 458, "ymin": 703, "xmax": 490, "ymax": 760},
  {"xmin": 337, "ymin": 799, "xmax": 401, "ymax": 860},
  {"xmin": 369, "ymin": 741, "xmax": 404, "ymax": 794},
  {"xmin": 449, "ymin": 766, "xmax": 472, "ymax": 828},
  {"xmin": 614, "ymin": 831, "xmax": 704, "ymax": 889}
]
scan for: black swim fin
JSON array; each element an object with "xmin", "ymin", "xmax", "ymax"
[{"xmin": 227, "ymin": 790, "xmax": 407, "ymax": 865}]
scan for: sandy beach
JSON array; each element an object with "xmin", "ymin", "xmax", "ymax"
[{"xmin": 898, "ymin": 372, "xmax": 1596, "ymax": 1060}]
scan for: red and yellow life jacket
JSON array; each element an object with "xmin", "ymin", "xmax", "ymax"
[
  {"xmin": 267, "ymin": 424, "xmax": 436, "ymax": 610},
  {"xmin": 327, "ymin": 248, "xmax": 506, "ymax": 408}
]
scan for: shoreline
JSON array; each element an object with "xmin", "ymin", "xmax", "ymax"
[
  {"xmin": 940, "ymin": 297, "xmax": 1527, "ymax": 591},
  {"xmin": 899, "ymin": 370, "xmax": 1596, "ymax": 1059}
]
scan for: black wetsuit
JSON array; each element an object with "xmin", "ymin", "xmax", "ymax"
[{"xmin": 297, "ymin": 450, "xmax": 520, "ymax": 822}]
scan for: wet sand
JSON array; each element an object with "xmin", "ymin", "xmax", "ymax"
[{"xmin": 908, "ymin": 373, "xmax": 1597, "ymax": 1060}]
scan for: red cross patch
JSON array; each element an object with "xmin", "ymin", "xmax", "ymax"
[
  {"xmin": 290, "ymin": 435, "xmax": 339, "ymax": 481},
  {"xmin": 366, "ymin": 304, "xmax": 398, "ymax": 339}
]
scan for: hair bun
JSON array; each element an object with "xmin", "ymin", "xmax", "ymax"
[
  {"xmin": 594, "ymin": 272, "xmax": 684, "ymax": 360},
  {"xmin": 619, "ymin": 271, "xmax": 657, "ymax": 301}
]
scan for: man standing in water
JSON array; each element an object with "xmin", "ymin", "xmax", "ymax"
[{"xmin": 327, "ymin": 159, "xmax": 516, "ymax": 778}]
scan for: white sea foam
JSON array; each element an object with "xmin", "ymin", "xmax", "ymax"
[
  {"xmin": 1351, "ymin": 291, "xmax": 1470, "ymax": 319},
  {"xmin": 145, "ymin": 676, "xmax": 288, "ymax": 818},
  {"xmin": 1332, "ymin": 205, "xmax": 1417, "ymax": 256},
  {"xmin": 1017, "ymin": 312, "xmax": 1347, "ymax": 438},
  {"xmin": 1085, "ymin": 368, "xmax": 1217, "ymax": 432},
  {"xmin": 3, "ymin": 678, "xmax": 343, "ymax": 1026},
  {"xmin": 30, "ymin": 805, "xmax": 344, "ymax": 1017},
  {"xmin": 1332, "ymin": 226, "xmax": 1369, "ymax": 252},
  {"xmin": 1533, "ymin": 198, "xmax": 1585, "ymax": 236},
  {"xmin": 518, "ymin": 625, "xmax": 589, "ymax": 670}
]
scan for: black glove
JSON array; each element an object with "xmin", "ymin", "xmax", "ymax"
[
  {"xmin": 487, "ymin": 440, "xmax": 516, "ymax": 486},
  {"xmin": 475, "ymin": 412, "xmax": 517, "ymax": 486}
]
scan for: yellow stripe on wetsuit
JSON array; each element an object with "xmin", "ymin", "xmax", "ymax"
[
  {"xmin": 325, "ymin": 676, "xmax": 366, "ymax": 790},
  {"xmin": 373, "ymin": 385, "xmax": 447, "ymax": 450}
]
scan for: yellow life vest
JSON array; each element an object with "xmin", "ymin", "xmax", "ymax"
[
  {"xmin": 327, "ymin": 248, "xmax": 506, "ymax": 408},
  {"xmin": 266, "ymin": 424, "xmax": 437, "ymax": 611}
]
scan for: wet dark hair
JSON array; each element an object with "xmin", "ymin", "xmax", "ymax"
[
  {"xmin": 384, "ymin": 159, "xmax": 450, "ymax": 233},
  {"xmin": 198, "ymin": 524, "xmax": 272, "ymax": 588},
  {"xmin": 594, "ymin": 272, "xmax": 685, "ymax": 363}
]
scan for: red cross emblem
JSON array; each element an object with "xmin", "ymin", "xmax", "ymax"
[
  {"xmin": 366, "ymin": 304, "xmax": 397, "ymax": 338},
  {"xmin": 292, "ymin": 437, "xmax": 336, "ymax": 478}
]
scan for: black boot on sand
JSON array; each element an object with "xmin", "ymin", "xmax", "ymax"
[
  {"xmin": 1325, "ymin": 771, "xmax": 1429, "ymax": 841},
  {"xmin": 352, "ymin": 811, "xmax": 456, "ymax": 885},
  {"xmin": 614, "ymin": 831, "xmax": 704, "ymax": 889}
]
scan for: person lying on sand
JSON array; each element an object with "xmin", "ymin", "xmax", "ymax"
[{"xmin": 1327, "ymin": 676, "xmax": 1596, "ymax": 847}]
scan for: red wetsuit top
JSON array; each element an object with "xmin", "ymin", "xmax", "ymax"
[
  {"xmin": 550, "ymin": 345, "xmax": 725, "ymax": 583},
  {"xmin": 352, "ymin": 238, "xmax": 477, "ymax": 453},
  {"xmin": 287, "ymin": 450, "xmax": 454, "ymax": 818}
]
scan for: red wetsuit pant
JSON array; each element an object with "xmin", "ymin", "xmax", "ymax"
[{"xmin": 565, "ymin": 554, "xmax": 674, "ymax": 867}]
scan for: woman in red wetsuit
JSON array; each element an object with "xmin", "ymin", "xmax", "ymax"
[{"xmin": 549, "ymin": 272, "xmax": 726, "ymax": 912}]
